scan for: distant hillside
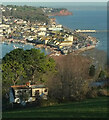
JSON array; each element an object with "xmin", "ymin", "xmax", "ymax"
[{"xmin": 2, "ymin": 5, "xmax": 49, "ymax": 23}]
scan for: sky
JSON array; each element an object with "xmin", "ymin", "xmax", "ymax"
[
  {"xmin": 0, "ymin": 0, "xmax": 108, "ymax": 2},
  {"xmin": 1, "ymin": 1, "xmax": 108, "ymax": 8}
]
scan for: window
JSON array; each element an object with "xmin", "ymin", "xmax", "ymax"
[
  {"xmin": 35, "ymin": 90, "xmax": 39, "ymax": 96},
  {"xmin": 44, "ymin": 89, "xmax": 47, "ymax": 92}
]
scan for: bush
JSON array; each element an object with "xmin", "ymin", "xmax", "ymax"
[
  {"xmin": 89, "ymin": 65, "xmax": 96, "ymax": 77},
  {"xmin": 97, "ymin": 89, "xmax": 108, "ymax": 96},
  {"xmin": 40, "ymin": 99, "xmax": 58, "ymax": 107},
  {"xmin": 87, "ymin": 89, "xmax": 98, "ymax": 98}
]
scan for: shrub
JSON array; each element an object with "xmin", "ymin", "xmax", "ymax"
[
  {"xmin": 97, "ymin": 89, "xmax": 108, "ymax": 96},
  {"xmin": 40, "ymin": 99, "xmax": 58, "ymax": 107},
  {"xmin": 89, "ymin": 65, "xmax": 96, "ymax": 77},
  {"xmin": 86, "ymin": 89, "xmax": 98, "ymax": 98}
]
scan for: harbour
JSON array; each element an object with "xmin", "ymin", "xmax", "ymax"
[
  {"xmin": 1, "ymin": 4, "xmax": 107, "ymax": 58},
  {"xmin": 1, "ymin": 42, "xmax": 51, "ymax": 59}
]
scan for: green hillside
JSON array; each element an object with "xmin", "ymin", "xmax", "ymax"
[{"xmin": 2, "ymin": 5, "xmax": 49, "ymax": 23}]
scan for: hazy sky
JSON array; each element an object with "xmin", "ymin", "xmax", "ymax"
[{"xmin": 0, "ymin": 0, "xmax": 108, "ymax": 2}]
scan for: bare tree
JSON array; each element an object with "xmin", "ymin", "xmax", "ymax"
[{"xmin": 47, "ymin": 54, "xmax": 94, "ymax": 101}]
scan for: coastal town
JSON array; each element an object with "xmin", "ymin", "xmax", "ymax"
[
  {"xmin": 1, "ymin": 3, "xmax": 109, "ymax": 119},
  {"xmin": 0, "ymin": 5, "xmax": 98, "ymax": 56}
]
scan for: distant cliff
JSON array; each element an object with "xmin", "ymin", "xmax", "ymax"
[
  {"xmin": 41, "ymin": 7, "xmax": 72, "ymax": 16},
  {"xmin": 50, "ymin": 9, "xmax": 72, "ymax": 16}
]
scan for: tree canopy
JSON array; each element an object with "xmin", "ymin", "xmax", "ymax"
[{"xmin": 2, "ymin": 48, "xmax": 56, "ymax": 94}]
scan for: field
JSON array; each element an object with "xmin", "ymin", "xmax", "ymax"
[{"xmin": 2, "ymin": 97, "xmax": 109, "ymax": 119}]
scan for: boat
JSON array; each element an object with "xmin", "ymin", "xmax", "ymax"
[{"xmin": 13, "ymin": 45, "xmax": 19, "ymax": 49}]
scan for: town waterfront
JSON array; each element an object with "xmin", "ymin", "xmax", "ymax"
[
  {"xmin": 2, "ymin": 2, "xmax": 107, "ymax": 58},
  {"xmin": 55, "ymin": 7, "xmax": 107, "ymax": 52}
]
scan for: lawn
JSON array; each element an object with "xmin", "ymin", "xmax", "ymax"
[{"xmin": 2, "ymin": 97, "xmax": 109, "ymax": 118}]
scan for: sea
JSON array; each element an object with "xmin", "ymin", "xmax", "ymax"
[{"xmin": 1, "ymin": 2, "xmax": 108, "ymax": 59}]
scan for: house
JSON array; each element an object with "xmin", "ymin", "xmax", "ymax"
[
  {"xmin": 38, "ymin": 31, "xmax": 46, "ymax": 36},
  {"xmin": 65, "ymin": 35, "xmax": 73, "ymax": 42},
  {"xmin": 31, "ymin": 27, "xmax": 35, "ymax": 31},
  {"xmin": 44, "ymin": 39, "xmax": 49, "ymax": 45},
  {"xmin": 0, "ymin": 24, "xmax": 10, "ymax": 29},
  {"xmin": 59, "ymin": 41, "xmax": 73, "ymax": 46},
  {"xmin": 39, "ymin": 27, "xmax": 47, "ymax": 31},
  {"xmin": 56, "ymin": 24, "xmax": 63, "ymax": 28},
  {"xmin": 48, "ymin": 27, "xmax": 63, "ymax": 31},
  {"xmin": 10, "ymin": 83, "xmax": 48, "ymax": 105}
]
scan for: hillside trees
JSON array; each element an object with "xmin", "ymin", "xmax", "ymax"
[{"xmin": 2, "ymin": 5, "xmax": 49, "ymax": 23}]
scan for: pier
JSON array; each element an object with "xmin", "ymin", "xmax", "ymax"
[
  {"xmin": 96, "ymin": 30, "xmax": 109, "ymax": 33},
  {"xmin": 75, "ymin": 30, "xmax": 96, "ymax": 33},
  {"xmin": 75, "ymin": 29, "xmax": 108, "ymax": 33}
]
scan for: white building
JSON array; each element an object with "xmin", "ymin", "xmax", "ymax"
[
  {"xmin": 38, "ymin": 31, "xmax": 46, "ymax": 36},
  {"xmin": 10, "ymin": 84, "xmax": 48, "ymax": 104},
  {"xmin": 56, "ymin": 24, "xmax": 63, "ymax": 28},
  {"xmin": 48, "ymin": 27, "xmax": 63, "ymax": 31},
  {"xmin": 0, "ymin": 24, "xmax": 10, "ymax": 29},
  {"xmin": 44, "ymin": 39, "xmax": 48, "ymax": 44},
  {"xmin": 65, "ymin": 35, "xmax": 73, "ymax": 42},
  {"xmin": 39, "ymin": 27, "xmax": 47, "ymax": 31},
  {"xmin": 60, "ymin": 41, "xmax": 73, "ymax": 46}
]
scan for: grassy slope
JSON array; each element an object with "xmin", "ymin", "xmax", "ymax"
[{"xmin": 3, "ymin": 97, "xmax": 109, "ymax": 118}]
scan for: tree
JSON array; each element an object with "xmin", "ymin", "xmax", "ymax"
[
  {"xmin": 89, "ymin": 65, "xmax": 96, "ymax": 77},
  {"xmin": 98, "ymin": 70, "xmax": 106, "ymax": 79},
  {"xmin": 2, "ymin": 61, "xmax": 26, "ymax": 86},
  {"xmin": 47, "ymin": 54, "xmax": 93, "ymax": 101},
  {"xmin": 2, "ymin": 48, "xmax": 56, "ymax": 95},
  {"xmin": 21, "ymin": 49, "xmax": 56, "ymax": 84}
]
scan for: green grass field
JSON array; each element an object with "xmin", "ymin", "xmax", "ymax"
[{"xmin": 2, "ymin": 97, "xmax": 109, "ymax": 118}]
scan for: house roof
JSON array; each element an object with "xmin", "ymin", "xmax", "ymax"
[{"xmin": 11, "ymin": 84, "xmax": 46, "ymax": 89}]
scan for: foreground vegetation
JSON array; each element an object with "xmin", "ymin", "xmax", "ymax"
[
  {"xmin": 2, "ymin": 97, "xmax": 109, "ymax": 118},
  {"xmin": 2, "ymin": 49, "xmax": 109, "ymax": 119},
  {"xmin": 2, "ymin": 49, "xmax": 109, "ymax": 105}
]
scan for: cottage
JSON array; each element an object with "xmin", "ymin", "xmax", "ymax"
[{"xmin": 10, "ymin": 84, "xmax": 48, "ymax": 105}]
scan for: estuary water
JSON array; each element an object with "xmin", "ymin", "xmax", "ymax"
[{"xmin": 0, "ymin": 43, "xmax": 51, "ymax": 59}]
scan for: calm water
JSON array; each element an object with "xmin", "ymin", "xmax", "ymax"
[
  {"xmin": 1, "ymin": 2, "xmax": 107, "ymax": 58},
  {"xmin": 55, "ymin": 9, "xmax": 107, "ymax": 52},
  {"xmin": 1, "ymin": 43, "xmax": 51, "ymax": 59}
]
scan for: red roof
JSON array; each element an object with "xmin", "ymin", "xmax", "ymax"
[
  {"xmin": 11, "ymin": 84, "xmax": 46, "ymax": 88},
  {"xmin": 11, "ymin": 85, "xmax": 27, "ymax": 88}
]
